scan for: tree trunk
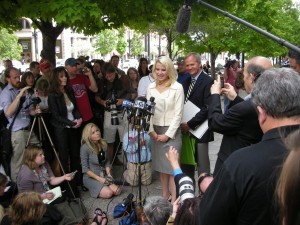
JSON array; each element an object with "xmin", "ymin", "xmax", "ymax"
[
  {"xmin": 210, "ymin": 48, "xmax": 217, "ymax": 79},
  {"xmin": 166, "ymin": 29, "xmax": 173, "ymax": 59},
  {"xmin": 33, "ymin": 19, "xmax": 64, "ymax": 67}
]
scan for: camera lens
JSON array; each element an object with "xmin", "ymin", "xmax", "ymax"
[
  {"xmin": 110, "ymin": 105, "xmax": 119, "ymax": 125},
  {"xmin": 179, "ymin": 176, "xmax": 195, "ymax": 203}
]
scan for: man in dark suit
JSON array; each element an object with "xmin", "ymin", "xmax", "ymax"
[
  {"xmin": 209, "ymin": 56, "xmax": 272, "ymax": 175},
  {"xmin": 180, "ymin": 52, "xmax": 214, "ymax": 180},
  {"xmin": 198, "ymin": 67, "xmax": 300, "ymax": 225}
]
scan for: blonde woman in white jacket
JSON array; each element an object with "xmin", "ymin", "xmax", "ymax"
[{"xmin": 147, "ymin": 56, "xmax": 184, "ymax": 203}]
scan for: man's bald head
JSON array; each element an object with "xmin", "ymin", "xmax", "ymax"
[{"xmin": 243, "ymin": 56, "xmax": 272, "ymax": 94}]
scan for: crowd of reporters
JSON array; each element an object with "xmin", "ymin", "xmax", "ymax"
[{"xmin": 0, "ymin": 49, "xmax": 300, "ymax": 225}]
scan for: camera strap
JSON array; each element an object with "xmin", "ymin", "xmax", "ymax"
[{"xmin": 8, "ymin": 96, "xmax": 26, "ymax": 131}]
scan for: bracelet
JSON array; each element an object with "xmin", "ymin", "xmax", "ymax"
[{"xmin": 197, "ymin": 173, "xmax": 213, "ymax": 195}]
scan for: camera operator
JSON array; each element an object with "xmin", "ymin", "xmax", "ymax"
[
  {"xmin": 0, "ymin": 67, "xmax": 40, "ymax": 182},
  {"xmin": 223, "ymin": 59, "xmax": 241, "ymax": 112},
  {"xmin": 95, "ymin": 62, "xmax": 131, "ymax": 165}
]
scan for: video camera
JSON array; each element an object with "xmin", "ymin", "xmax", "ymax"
[
  {"xmin": 106, "ymin": 90, "xmax": 119, "ymax": 125},
  {"xmin": 121, "ymin": 97, "xmax": 155, "ymax": 131}
]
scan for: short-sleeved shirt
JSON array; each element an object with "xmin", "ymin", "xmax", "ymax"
[
  {"xmin": 68, "ymin": 74, "xmax": 93, "ymax": 122},
  {"xmin": 0, "ymin": 83, "xmax": 31, "ymax": 131}
]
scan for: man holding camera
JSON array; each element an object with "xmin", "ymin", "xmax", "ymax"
[
  {"xmin": 95, "ymin": 62, "xmax": 131, "ymax": 165},
  {"xmin": 0, "ymin": 67, "xmax": 40, "ymax": 181},
  {"xmin": 209, "ymin": 56, "xmax": 271, "ymax": 175},
  {"xmin": 65, "ymin": 58, "xmax": 98, "ymax": 126}
]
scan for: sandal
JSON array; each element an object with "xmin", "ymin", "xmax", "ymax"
[
  {"xmin": 92, "ymin": 208, "xmax": 103, "ymax": 225},
  {"xmin": 101, "ymin": 211, "xmax": 108, "ymax": 225}
]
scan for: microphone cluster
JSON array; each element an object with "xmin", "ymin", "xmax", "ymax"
[{"xmin": 121, "ymin": 97, "xmax": 155, "ymax": 131}]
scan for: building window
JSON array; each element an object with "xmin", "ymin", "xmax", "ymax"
[{"xmin": 19, "ymin": 19, "xmax": 31, "ymax": 29}]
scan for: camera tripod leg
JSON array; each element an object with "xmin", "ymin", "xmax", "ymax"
[
  {"xmin": 27, "ymin": 115, "xmax": 77, "ymax": 199},
  {"xmin": 25, "ymin": 116, "xmax": 37, "ymax": 148}
]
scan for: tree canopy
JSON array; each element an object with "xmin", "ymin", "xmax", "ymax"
[
  {"xmin": 0, "ymin": 28, "xmax": 22, "ymax": 60},
  {"xmin": 0, "ymin": 0, "xmax": 183, "ymax": 64},
  {"xmin": 0, "ymin": 0, "xmax": 299, "ymax": 66}
]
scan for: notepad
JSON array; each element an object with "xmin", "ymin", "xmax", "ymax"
[
  {"xmin": 42, "ymin": 186, "xmax": 62, "ymax": 204},
  {"xmin": 181, "ymin": 100, "xmax": 209, "ymax": 139}
]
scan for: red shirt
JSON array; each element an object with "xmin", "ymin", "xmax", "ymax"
[{"xmin": 68, "ymin": 74, "xmax": 93, "ymax": 122}]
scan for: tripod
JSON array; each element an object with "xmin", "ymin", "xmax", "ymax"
[{"xmin": 26, "ymin": 114, "xmax": 76, "ymax": 199}]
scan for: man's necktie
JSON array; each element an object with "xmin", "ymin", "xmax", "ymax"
[{"xmin": 185, "ymin": 78, "xmax": 196, "ymax": 103}]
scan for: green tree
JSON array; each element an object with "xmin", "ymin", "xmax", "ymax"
[
  {"xmin": 0, "ymin": 28, "xmax": 22, "ymax": 60},
  {"xmin": 175, "ymin": 0, "xmax": 300, "ymax": 77},
  {"xmin": 116, "ymin": 27, "xmax": 127, "ymax": 57},
  {"xmin": 130, "ymin": 33, "xmax": 144, "ymax": 57},
  {"xmin": 93, "ymin": 29, "xmax": 117, "ymax": 56},
  {"xmin": 0, "ymin": 0, "xmax": 184, "ymax": 65}
]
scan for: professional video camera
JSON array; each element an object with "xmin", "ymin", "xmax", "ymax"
[{"xmin": 106, "ymin": 90, "xmax": 119, "ymax": 125}]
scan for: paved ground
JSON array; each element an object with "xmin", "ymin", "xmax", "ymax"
[
  {"xmin": 80, "ymin": 91, "xmax": 247, "ymax": 224},
  {"xmin": 80, "ymin": 133, "xmax": 221, "ymax": 224}
]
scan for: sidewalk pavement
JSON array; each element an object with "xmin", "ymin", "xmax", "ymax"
[
  {"xmin": 81, "ymin": 90, "xmax": 248, "ymax": 224},
  {"xmin": 80, "ymin": 133, "xmax": 222, "ymax": 224}
]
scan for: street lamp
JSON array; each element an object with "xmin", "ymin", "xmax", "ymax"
[{"xmin": 32, "ymin": 29, "xmax": 39, "ymax": 61}]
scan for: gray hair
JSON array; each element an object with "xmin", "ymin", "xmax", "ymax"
[
  {"xmin": 185, "ymin": 52, "xmax": 201, "ymax": 64},
  {"xmin": 252, "ymin": 68, "xmax": 300, "ymax": 118},
  {"xmin": 143, "ymin": 196, "xmax": 172, "ymax": 225}
]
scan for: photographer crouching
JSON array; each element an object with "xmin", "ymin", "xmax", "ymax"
[
  {"xmin": 223, "ymin": 59, "xmax": 241, "ymax": 112},
  {"xmin": 95, "ymin": 62, "xmax": 131, "ymax": 165}
]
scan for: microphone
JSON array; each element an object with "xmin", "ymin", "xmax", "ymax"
[
  {"xmin": 121, "ymin": 99, "xmax": 133, "ymax": 120},
  {"xmin": 176, "ymin": 4, "xmax": 192, "ymax": 33},
  {"xmin": 122, "ymin": 193, "xmax": 134, "ymax": 207},
  {"xmin": 134, "ymin": 97, "xmax": 147, "ymax": 128},
  {"xmin": 144, "ymin": 97, "xmax": 155, "ymax": 132}
]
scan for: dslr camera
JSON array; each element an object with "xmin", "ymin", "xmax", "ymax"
[
  {"xmin": 78, "ymin": 67, "xmax": 86, "ymax": 74},
  {"xmin": 106, "ymin": 90, "xmax": 119, "ymax": 125}
]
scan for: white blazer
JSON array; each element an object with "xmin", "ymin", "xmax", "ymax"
[{"xmin": 146, "ymin": 81, "xmax": 184, "ymax": 139}]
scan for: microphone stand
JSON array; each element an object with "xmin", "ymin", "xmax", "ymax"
[
  {"xmin": 133, "ymin": 116, "xmax": 149, "ymax": 225},
  {"xmin": 196, "ymin": 0, "xmax": 300, "ymax": 53},
  {"xmin": 134, "ymin": 118, "xmax": 143, "ymax": 206}
]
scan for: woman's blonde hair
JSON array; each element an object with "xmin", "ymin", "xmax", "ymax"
[
  {"xmin": 81, "ymin": 123, "xmax": 107, "ymax": 154},
  {"xmin": 153, "ymin": 56, "xmax": 177, "ymax": 87},
  {"xmin": 9, "ymin": 192, "xmax": 46, "ymax": 225},
  {"xmin": 23, "ymin": 145, "xmax": 43, "ymax": 170}
]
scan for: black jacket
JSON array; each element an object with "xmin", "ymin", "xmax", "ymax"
[
  {"xmin": 199, "ymin": 125, "xmax": 299, "ymax": 225},
  {"xmin": 208, "ymin": 94, "xmax": 263, "ymax": 175},
  {"xmin": 182, "ymin": 71, "xmax": 214, "ymax": 143},
  {"xmin": 48, "ymin": 89, "xmax": 81, "ymax": 128}
]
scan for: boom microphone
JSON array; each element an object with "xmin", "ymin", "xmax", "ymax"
[{"xmin": 176, "ymin": 4, "xmax": 192, "ymax": 33}]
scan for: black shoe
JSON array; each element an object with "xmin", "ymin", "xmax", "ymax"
[{"xmin": 81, "ymin": 185, "xmax": 88, "ymax": 192}]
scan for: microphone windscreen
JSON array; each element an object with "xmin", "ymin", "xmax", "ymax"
[{"xmin": 176, "ymin": 5, "xmax": 192, "ymax": 33}]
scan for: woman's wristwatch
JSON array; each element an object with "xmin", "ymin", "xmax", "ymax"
[{"xmin": 198, "ymin": 173, "xmax": 213, "ymax": 195}]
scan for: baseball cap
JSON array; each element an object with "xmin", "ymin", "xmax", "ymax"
[
  {"xmin": 39, "ymin": 59, "xmax": 51, "ymax": 70},
  {"xmin": 177, "ymin": 57, "xmax": 185, "ymax": 64},
  {"xmin": 65, "ymin": 58, "xmax": 79, "ymax": 67}
]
